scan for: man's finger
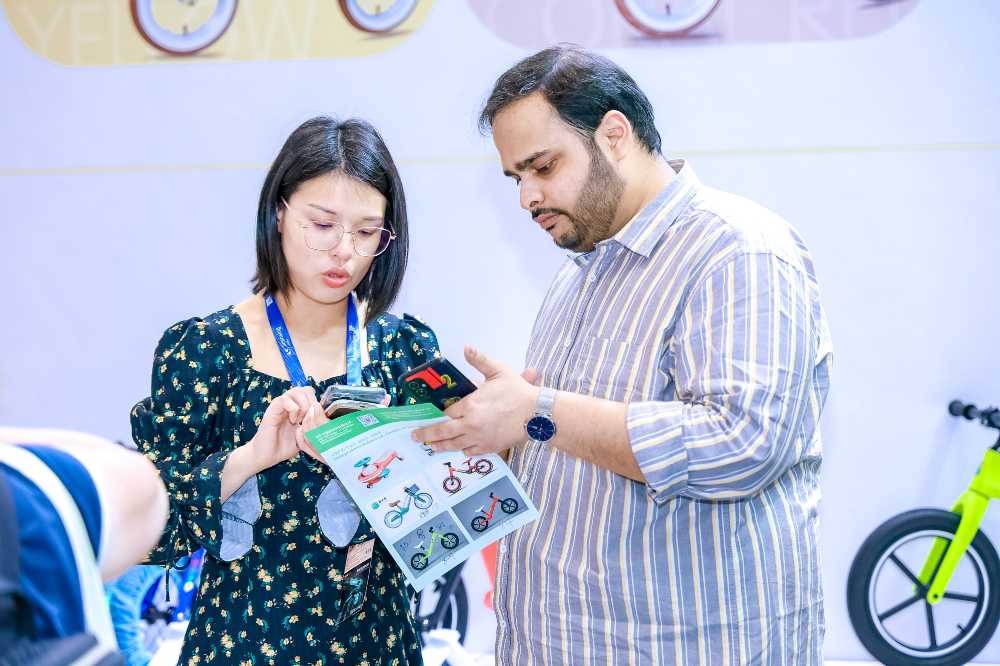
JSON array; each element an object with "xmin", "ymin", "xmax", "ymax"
[
  {"xmin": 412, "ymin": 419, "xmax": 464, "ymax": 444},
  {"xmin": 464, "ymin": 346, "xmax": 505, "ymax": 381},
  {"xmin": 521, "ymin": 367, "xmax": 539, "ymax": 385},
  {"xmin": 431, "ymin": 435, "xmax": 470, "ymax": 453},
  {"xmin": 443, "ymin": 398, "xmax": 470, "ymax": 419}
]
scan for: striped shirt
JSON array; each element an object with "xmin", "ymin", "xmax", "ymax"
[{"xmin": 495, "ymin": 161, "xmax": 833, "ymax": 665}]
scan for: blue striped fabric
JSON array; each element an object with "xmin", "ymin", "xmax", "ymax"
[{"xmin": 495, "ymin": 161, "xmax": 833, "ymax": 665}]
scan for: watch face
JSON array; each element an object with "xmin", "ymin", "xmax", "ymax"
[{"xmin": 526, "ymin": 415, "xmax": 556, "ymax": 443}]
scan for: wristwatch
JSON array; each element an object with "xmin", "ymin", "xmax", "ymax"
[{"xmin": 525, "ymin": 387, "xmax": 557, "ymax": 444}]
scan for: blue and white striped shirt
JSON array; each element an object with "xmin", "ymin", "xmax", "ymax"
[{"xmin": 495, "ymin": 161, "xmax": 833, "ymax": 665}]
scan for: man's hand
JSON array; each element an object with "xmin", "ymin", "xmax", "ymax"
[{"xmin": 411, "ymin": 347, "xmax": 539, "ymax": 456}]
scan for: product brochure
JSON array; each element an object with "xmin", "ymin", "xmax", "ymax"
[{"xmin": 306, "ymin": 403, "xmax": 538, "ymax": 590}]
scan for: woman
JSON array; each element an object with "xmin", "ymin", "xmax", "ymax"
[{"xmin": 131, "ymin": 116, "xmax": 438, "ymax": 665}]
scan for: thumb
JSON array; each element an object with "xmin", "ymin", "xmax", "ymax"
[
  {"xmin": 520, "ymin": 367, "xmax": 539, "ymax": 385},
  {"xmin": 465, "ymin": 346, "xmax": 504, "ymax": 381}
]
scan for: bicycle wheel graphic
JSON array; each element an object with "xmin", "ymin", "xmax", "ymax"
[
  {"xmin": 501, "ymin": 498, "xmax": 519, "ymax": 514},
  {"xmin": 475, "ymin": 459, "xmax": 494, "ymax": 475},
  {"xmin": 848, "ymin": 509, "xmax": 1000, "ymax": 665},
  {"xmin": 131, "ymin": 0, "xmax": 238, "ymax": 56},
  {"xmin": 615, "ymin": 0, "xmax": 720, "ymax": 37},
  {"xmin": 411, "ymin": 552, "xmax": 428, "ymax": 570},
  {"xmin": 385, "ymin": 510, "xmax": 404, "ymax": 529},
  {"xmin": 339, "ymin": 0, "xmax": 419, "ymax": 34},
  {"xmin": 441, "ymin": 532, "xmax": 459, "ymax": 549},
  {"xmin": 414, "ymin": 492, "xmax": 433, "ymax": 509},
  {"xmin": 471, "ymin": 516, "xmax": 488, "ymax": 533},
  {"xmin": 443, "ymin": 476, "xmax": 461, "ymax": 494}
]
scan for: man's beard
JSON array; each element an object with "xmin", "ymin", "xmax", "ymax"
[{"xmin": 555, "ymin": 140, "xmax": 625, "ymax": 252}]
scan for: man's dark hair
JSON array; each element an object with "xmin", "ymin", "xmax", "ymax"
[
  {"xmin": 479, "ymin": 44, "xmax": 662, "ymax": 154},
  {"xmin": 252, "ymin": 116, "xmax": 408, "ymax": 322}
]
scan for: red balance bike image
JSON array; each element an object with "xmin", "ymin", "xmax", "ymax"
[
  {"xmin": 354, "ymin": 450, "xmax": 404, "ymax": 489},
  {"xmin": 471, "ymin": 493, "xmax": 519, "ymax": 533},
  {"xmin": 442, "ymin": 457, "xmax": 493, "ymax": 494}
]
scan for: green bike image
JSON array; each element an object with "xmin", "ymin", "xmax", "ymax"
[
  {"xmin": 848, "ymin": 400, "xmax": 1000, "ymax": 665},
  {"xmin": 410, "ymin": 527, "xmax": 459, "ymax": 571}
]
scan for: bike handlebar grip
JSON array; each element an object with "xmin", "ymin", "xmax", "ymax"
[{"xmin": 949, "ymin": 400, "xmax": 980, "ymax": 420}]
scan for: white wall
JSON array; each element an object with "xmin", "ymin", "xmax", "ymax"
[{"xmin": 2, "ymin": 0, "xmax": 999, "ymax": 659}]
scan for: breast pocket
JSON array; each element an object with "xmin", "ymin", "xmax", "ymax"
[
  {"xmin": 564, "ymin": 335, "xmax": 641, "ymax": 400},
  {"xmin": 566, "ymin": 328, "xmax": 677, "ymax": 402}
]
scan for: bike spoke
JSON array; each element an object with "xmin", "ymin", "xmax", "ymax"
[
  {"xmin": 925, "ymin": 601, "xmax": 938, "ymax": 649},
  {"xmin": 889, "ymin": 553, "xmax": 924, "ymax": 589},
  {"xmin": 878, "ymin": 593, "xmax": 923, "ymax": 621},
  {"xmin": 942, "ymin": 591, "xmax": 981, "ymax": 603}
]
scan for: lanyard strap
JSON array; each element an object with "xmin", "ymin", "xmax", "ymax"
[{"xmin": 264, "ymin": 292, "xmax": 363, "ymax": 387}]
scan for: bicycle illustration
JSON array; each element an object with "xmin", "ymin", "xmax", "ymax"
[
  {"xmin": 381, "ymin": 484, "xmax": 434, "ymax": 529},
  {"xmin": 410, "ymin": 527, "xmax": 460, "ymax": 571},
  {"xmin": 615, "ymin": 0, "xmax": 721, "ymax": 37},
  {"xmin": 471, "ymin": 493, "xmax": 518, "ymax": 533},
  {"xmin": 442, "ymin": 457, "xmax": 493, "ymax": 494},
  {"xmin": 354, "ymin": 450, "xmax": 404, "ymax": 489},
  {"xmin": 847, "ymin": 400, "xmax": 1000, "ymax": 665},
  {"xmin": 131, "ymin": 0, "xmax": 420, "ymax": 55}
]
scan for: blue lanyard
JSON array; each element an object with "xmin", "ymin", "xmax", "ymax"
[{"xmin": 264, "ymin": 292, "xmax": 363, "ymax": 387}]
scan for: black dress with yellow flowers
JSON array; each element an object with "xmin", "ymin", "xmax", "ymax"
[{"xmin": 131, "ymin": 306, "xmax": 440, "ymax": 665}]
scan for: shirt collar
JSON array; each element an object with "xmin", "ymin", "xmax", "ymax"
[{"xmin": 610, "ymin": 159, "xmax": 700, "ymax": 259}]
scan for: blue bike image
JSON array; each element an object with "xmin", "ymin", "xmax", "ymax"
[{"xmin": 379, "ymin": 484, "xmax": 434, "ymax": 529}]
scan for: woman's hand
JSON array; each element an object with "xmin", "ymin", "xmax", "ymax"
[
  {"xmin": 295, "ymin": 393, "xmax": 387, "ymax": 464},
  {"xmin": 249, "ymin": 386, "xmax": 323, "ymax": 471},
  {"xmin": 295, "ymin": 402, "xmax": 330, "ymax": 464}
]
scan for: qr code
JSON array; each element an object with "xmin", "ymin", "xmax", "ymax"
[{"xmin": 356, "ymin": 414, "xmax": 378, "ymax": 427}]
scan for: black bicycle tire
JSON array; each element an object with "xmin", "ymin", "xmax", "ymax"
[{"xmin": 847, "ymin": 508, "xmax": 1000, "ymax": 665}]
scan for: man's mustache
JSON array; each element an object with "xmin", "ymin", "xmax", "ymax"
[{"xmin": 532, "ymin": 207, "xmax": 571, "ymax": 221}]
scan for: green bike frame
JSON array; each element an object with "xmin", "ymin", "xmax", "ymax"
[
  {"xmin": 422, "ymin": 531, "xmax": 442, "ymax": 559},
  {"xmin": 918, "ymin": 448, "xmax": 1000, "ymax": 603}
]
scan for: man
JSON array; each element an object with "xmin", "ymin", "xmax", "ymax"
[{"xmin": 413, "ymin": 44, "xmax": 832, "ymax": 665}]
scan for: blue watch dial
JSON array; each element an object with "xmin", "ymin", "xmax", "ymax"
[{"xmin": 526, "ymin": 415, "xmax": 556, "ymax": 442}]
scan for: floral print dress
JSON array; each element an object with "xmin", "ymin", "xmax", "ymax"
[{"xmin": 131, "ymin": 306, "xmax": 440, "ymax": 665}]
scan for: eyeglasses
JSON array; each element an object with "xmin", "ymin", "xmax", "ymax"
[{"xmin": 281, "ymin": 198, "xmax": 396, "ymax": 257}]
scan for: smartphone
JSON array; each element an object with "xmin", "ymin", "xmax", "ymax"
[
  {"xmin": 320, "ymin": 384, "xmax": 388, "ymax": 419},
  {"xmin": 398, "ymin": 358, "xmax": 477, "ymax": 410}
]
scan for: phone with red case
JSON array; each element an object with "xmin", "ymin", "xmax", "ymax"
[{"xmin": 398, "ymin": 358, "xmax": 476, "ymax": 410}]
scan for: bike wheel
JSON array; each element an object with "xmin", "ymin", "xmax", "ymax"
[
  {"xmin": 475, "ymin": 459, "xmax": 494, "ymax": 475},
  {"xmin": 441, "ymin": 532, "xmax": 459, "ymax": 549},
  {"xmin": 414, "ymin": 492, "xmax": 433, "ymax": 510},
  {"xmin": 614, "ymin": 0, "xmax": 720, "ymax": 38},
  {"xmin": 501, "ymin": 498, "xmax": 519, "ymax": 514},
  {"xmin": 385, "ymin": 511, "xmax": 403, "ymax": 529},
  {"xmin": 411, "ymin": 552, "xmax": 428, "ymax": 571},
  {"xmin": 443, "ymin": 476, "xmax": 461, "ymax": 494},
  {"xmin": 339, "ymin": 0, "xmax": 418, "ymax": 34},
  {"xmin": 471, "ymin": 516, "xmax": 488, "ymax": 532},
  {"xmin": 411, "ymin": 570, "xmax": 470, "ymax": 654},
  {"xmin": 131, "ymin": 0, "xmax": 238, "ymax": 56},
  {"xmin": 847, "ymin": 509, "xmax": 1000, "ymax": 665}
]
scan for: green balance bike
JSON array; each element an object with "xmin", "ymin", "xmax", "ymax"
[{"xmin": 848, "ymin": 400, "xmax": 1000, "ymax": 665}]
